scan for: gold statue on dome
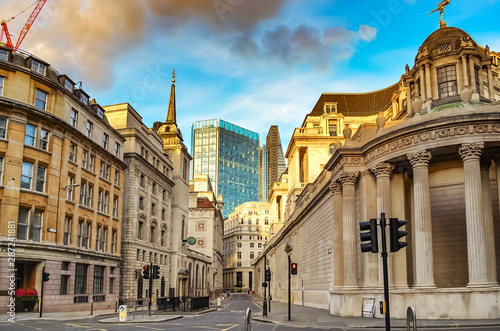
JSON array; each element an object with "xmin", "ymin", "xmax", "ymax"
[
  {"xmin": 429, "ymin": 0, "xmax": 450, "ymax": 28},
  {"xmin": 429, "ymin": 0, "xmax": 451, "ymax": 28}
]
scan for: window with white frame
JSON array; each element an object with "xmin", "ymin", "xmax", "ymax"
[
  {"xmin": 82, "ymin": 150, "xmax": 88, "ymax": 169},
  {"xmin": 77, "ymin": 220, "xmax": 90, "ymax": 249},
  {"xmin": 89, "ymin": 154, "xmax": 95, "ymax": 172},
  {"xmin": 35, "ymin": 89, "xmax": 48, "ymax": 110},
  {"xmin": 64, "ymin": 216, "xmax": 71, "ymax": 245},
  {"xmin": 35, "ymin": 165, "xmax": 46, "ymax": 193},
  {"xmin": 113, "ymin": 197, "xmax": 118, "ymax": 218},
  {"xmin": 39, "ymin": 129, "xmax": 48, "ymax": 150},
  {"xmin": 114, "ymin": 142, "xmax": 120, "ymax": 158},
  {"xmin": 86, "ymin": 120, "xmax": 93, "ymax": 138},
  {"xmin": 114, "ymin": 170, "xmax": 119, "ymax": 186},
  {"xmin": 0, "ymin": 76, "xmax": 4, "ymax": 96},
  {"xmin": 67, "ymin": 176, "xmax": 75, "ymax": 201},
  {"xmin": 97, "ymin": 107, "xmax": 104, "ymax": 119},
  {"xmin": 102, "ymin": 133, "xmax": 109, "ymax": 150},
  {"xmin": 16, "ymin": 207, "xmax": 42, "ymax": 242},
  {"xmin": 111, "ymin": 230, "xmax": 117, "ymax": 254},
  {"xmin": 0, "ymin": 116, "xmax": 6, "ymax": 139},
  {"xmin": 21, "ymin": 162, "xmax": 33, "ymax": 189},
  {"xmin": 102, "ymin": 227, "xmax": 107, "ymax": 252},
  {"xmin": 100, "ymin": 161, "xmax": 110, "ymax": 181},
  {"xmin": 24, "ymin": 125, "xmax": 36, "ymax": 146},
  {"xmin": 31, "ymin": 60, "xmax": 46, "ymax": 75},
  {"xmin": 98, "ymin": 189, "xmax": 109, "ymax": 214},
  {"xmin": 69, "ymin": 142, "xmax": 76, "ymax": 162},
  {"xmin": 79, "ymin": 181, "xmax": 93, "ymax": 208},
  {"xmin": 21, "ymin": 162, "xmax": 46, "ymax": 192},
  {"xmin": 70, "ymin": 109, "xmax": 78, "ymax": 127}
]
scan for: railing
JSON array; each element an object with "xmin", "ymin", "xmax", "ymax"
[
  {"xmin": 157, "ymin": 297, "xmax": 180, "ymax": 310},
  {"xmin": 191, "ymin": 297, "xmax": 209, "ymax": 310}
]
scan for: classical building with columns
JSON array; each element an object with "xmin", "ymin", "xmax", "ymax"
[{"xmin": 252, "ymin": 25, "xmax": 500, "ymax": 319}]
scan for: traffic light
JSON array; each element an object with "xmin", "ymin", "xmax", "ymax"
[
  {"xmin": 389, "ymin": 218, "xmax": 408, "ymax": 252},
  {"xmin": 265, "ymin": 268, "xmax": 271, "ymax": 282},
  {"xmin": 290, "ymin": 262, "xmax": 297, "ymax": 275},
  {"xmin": 143, "ymin": 265, "xmax": 149, "ymax": 279},
  {"xmin": 42, "ymin": 272, "xmax": 50, "ymax": 282},
  {"xmin": 153, "ymin": 265, "xmax": 160, "ymax": 279},
  {"xmin": 359, "ymin": 218, "xmax": 378, "ymax": 253}
]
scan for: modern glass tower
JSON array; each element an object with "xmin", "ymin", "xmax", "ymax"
[
  {"xmin": 192, "ymin": 119, "xmax": 260, "ymax": 218},
  {"xmin": 262, "ymin": 125, "xmax": 287, "ymax": 201}
]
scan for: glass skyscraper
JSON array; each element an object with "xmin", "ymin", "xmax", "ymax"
[{"xmin": 192, "ymin": 119, "xmax": 260, "ymax": 218}]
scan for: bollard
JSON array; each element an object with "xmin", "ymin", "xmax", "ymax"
[
  {"xmin": 245, "ymin": 308, "xmax": 251, "ymax": 331},
  {"xmin": 115, "ymin": 300, "xmax": 118, "ymax": 313},
  {"xmin": 91, "ymin": 301, "xmax": 93, "ymax": 315},
  {"xmin": 407, "ymin": 306, "xmax": 417, "ymax": 331}
]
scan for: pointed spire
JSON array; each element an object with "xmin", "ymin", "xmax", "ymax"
[{"xmin": 166, "ymin": 68, "xmax": 176, "ymax": 123}]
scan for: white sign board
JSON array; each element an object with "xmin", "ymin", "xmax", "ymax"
[{"xmin": 119, "ymin": 305, "xmax": 127, "ymax": 322}]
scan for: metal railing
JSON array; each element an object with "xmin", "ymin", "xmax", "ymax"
[
  {"xmin": 245, "ymin": 308, "xmax": 251, "ymax": 331},
  {"xmin": 191, "ymin": 297, "xmax": 209, "ymax": 310},
  {"xmin": 407, "ymin": 306, "xmax": 417, "ymax": 331}
]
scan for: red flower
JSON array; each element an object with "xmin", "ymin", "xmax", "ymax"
[{"xmin": 15, "ymin": 289, "xmax": 38, "ymax": 297}]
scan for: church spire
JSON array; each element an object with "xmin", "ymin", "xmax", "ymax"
[{"xmin": 166, "ymin": 69, "xmax": 176, "ymax": 123}]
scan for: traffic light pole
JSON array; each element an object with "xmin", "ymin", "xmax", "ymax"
[
  {"xmin": 263, "ymin": 255, "xmax": 267, "ymax": 317},
  {"xmin": 268, "ymin": 268, "xmax": 271, "ymax": 313},
  {"xmin": 149, "ymin": 262, "xmax": 153, "ymax": 317},
  {"xmin": 39, "ymin": 266, "xmax": 45, "ymax": 318},
  {"xmin": 380, "ymin": 212, "xmax": 390, "ymax": 331},
  {"xmin": 288, "ymin": 255, "xmax": 291, "ymax": 321}
]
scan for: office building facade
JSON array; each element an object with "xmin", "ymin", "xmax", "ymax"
[{"xmin": 262, "ymin": 125, "xmax": 286, "ymax": 201}]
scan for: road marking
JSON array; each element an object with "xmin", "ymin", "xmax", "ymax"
[
  {"xmin": 66, "ymin": 323, "xmax": 93, "ymax": 329},
  {"xmin": 135, "ymin": 325, "xmax": 163, "ymax": 330},
  {"xmin": 449, "ymin": 323, "xmax": 459, "ymax": 328},
  {"xmin": 221, "ymin": 324, "xmax": 239, "ymax": 331}
]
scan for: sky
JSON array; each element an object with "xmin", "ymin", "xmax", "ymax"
[{"xmin": 2, "ymin": 0, "xmax": 500, "ymax": 155}]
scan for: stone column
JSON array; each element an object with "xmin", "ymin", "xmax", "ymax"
[
  {"xmin": 469, "ymin": 55, "xmax": 476, "ymax": 92},
  {"xmin": 330, "ymin": 181, "xmax": 344, "ymax": 288},
  {"xmin": 459, "ymin": 143, "xmax": 489, "ymax": 287},
  {"xmin": 406, "ymin": 81, "xmax": 412, "ymax": 116},
  {"xmin": 478, "ymin": 67, "xmax": 485, "ymax": 97},
  {"xmin": 425, "ymin": 64, "xmax": 432, "ymax": 102},
  {"xmin": 339, "ymin": 172, "xmax": 360, "ymax": 288},
  {"xmin": 371, "ymin": 162, "xmax": 395, "ymax": 286},
  {"xmin": 419, "ymin": 66, "xmax": 426, "ymax": 101},
  {"xmin": 461, "ymin": 55, "xmax": 469, "ymax": 87},
  {"xmin": 407, "ymin": 150, "xmax": 436, "ymax": 288},
  {"xmin": 487, "ymin": 65, "xmax": 496, "ymax": 101},
  {"xmin": 480, "ymin": 158, "xmax": 498, "ymax": 285}
]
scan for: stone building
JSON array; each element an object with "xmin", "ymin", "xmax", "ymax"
[
  {"xmin": 253, "ymin": 25, "xmax": 500, "ymax": 319},
  {"xmin": 156, "ymin": 72, "xmax": 193, "ymax": 298},
  {"xmin": 0, "ymin": 46, "xmax": 125, "ymax": 312},
  {"xmin": 223, "ymin": 201, "xmax": 270, "ymax": 292},
  {"xmin": 104, "ymin": 103, "xmax": 175, "ymax": 304},
  {"xmin": 188, "ymin": 174, "xmax": 224, "ymax": 298}
]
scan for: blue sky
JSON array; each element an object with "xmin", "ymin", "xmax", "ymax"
[{"xmin": 2, "ymin": 0, "xmax": 500, "ymax": 153}]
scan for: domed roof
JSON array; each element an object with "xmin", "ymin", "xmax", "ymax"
[{"xmin": 415, "ymin": 27, "xmax": 485, "ymax": 62}]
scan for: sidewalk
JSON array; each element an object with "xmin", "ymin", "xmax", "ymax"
[
  {"xmin": 249, "ymin": 294, "xmax": 500, "ymax": 329},
  {"xmin": 0, "ymin": 309, "xmax": 117, "ymax": 322}
]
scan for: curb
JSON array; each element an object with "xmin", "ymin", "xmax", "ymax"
[{"xmin": 99, "ymin": 315, "xmax": 183, "ymax": 324}]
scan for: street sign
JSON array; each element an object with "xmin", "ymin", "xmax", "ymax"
[{"xmin": 119, "ymin": 305, "xmax": 127, "ymax": 321}]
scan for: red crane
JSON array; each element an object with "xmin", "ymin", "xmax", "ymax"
[{"xmin": 1, "ymin": 0, "xmax": 47, "ymax": 52}]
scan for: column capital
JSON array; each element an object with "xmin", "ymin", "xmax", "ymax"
[
  {"xmin": 370, "ymin": 162, "xmax": 395, "ymax": 179},
  {"xmin": 329, "ymin": 181, "xmax": 342, "ymax": 195},
  {"xmin": 459, "ymin": 142, "xmax": 484, "ymax": 161},
  {"xmin": 339, "ymin": 172, "xmax": 360, "ymax": 186},
  {"xmin": 407, "ymin": 150, "xmax": 432, "ymax": 168}
]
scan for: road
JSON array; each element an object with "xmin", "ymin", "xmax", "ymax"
[{"xmin": 1, "ymin": 294, "xmax": 498, "ymax": 330}]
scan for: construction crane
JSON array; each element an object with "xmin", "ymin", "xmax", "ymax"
[{"xmin": 1, "ymin": 0, "xmax": 47, "ymax": 52}]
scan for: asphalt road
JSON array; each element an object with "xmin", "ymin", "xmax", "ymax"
[{"xmin": 1, "ymin": 294, "xmax": 498, "ymax": 331}]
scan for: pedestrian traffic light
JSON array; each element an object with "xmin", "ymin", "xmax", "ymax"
[
  {"xmin": 359, "ymin": 218, "xmax": 378, "ymax": 253},
  {"xmin": 42, "ymin": 272, "xmax": 50, "ymax": 282},
  {"xmin": 265, "ymin": 268, "xmax": 271, "ymax": 282},
  {"xmin": 153, "ymin": 265, "xmax": 160, "ymax": 279},
  {"xmin": 389, "ymin": 218, "xmax": 408, "ymax": 252},
  {"xmin": 290, "ymin": 262, "xmax": 297, "ymax": 275},
  {"xmin": 143, "ymin": 265, "xmax": 149, "ymax": 279}
]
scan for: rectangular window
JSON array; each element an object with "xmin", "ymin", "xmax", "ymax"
[
  {"xmin": 150, "ymin": 227, "xmax": 155, "ymax": 244},
  {"xmin": 67, "ymin": 177, "xmax": 75, "ymax": 201},
  {"xmin": 109, "ymin": 278, "xmax": 114, "ymax": 294},
  {"xmin": 151, "ymin": 203, "xmax": 155, "ymax": 216},
  {"xmin": 113, "ymin": 197, "xmax": 118, "ymax": 218},
  {"xmin": 17, "ymin": 207, "xmax": 29, "ymax": 240},
  {"xmin": 64, "ymin": 216, "xmax": 71, "ymax": 245},
  {"xmin": 102, "ymin": 228, "xmax": 107, "ymax": 252},
  {"xmin": 103, "ymin": 191, "xmax": 109, "ymax": 214},
  {"xmin": 111, "ymin": 230, "xmax": 117, "ymax": 254},
  {"xmin": 86, "ymin": 184, "xmax": 93, "ymax": 208},
  {"xmin": 21, "ymin": 162, "xmax": 33, "ymax": 189},
  {"xmin": 39, "ymin": 129, "xmax": 49, "ymax": 150},
  {"xmin": 139, "ymin": 197, "xmax": 144, "ymax": 210},
  {"xmin": 0, "ymin": 76, "xmax": 4, "ymax": 96},
  {"xmin": 85, "ymin": 223, "xmax": 91, "ymax": 249},
  {"xmin": 138, "ymin": 222, "xmax": 143, "ymax": 240},
  {"xmin": 162, "ymin": 209, "xmax": 165, "ymax": 221},
  {"xmin": 140, "ymin": 174, "xmax": 145, "ymax": 188},
  {"xmin": 35, "ymin": 89, "xmax": 48, "ymax": 110},
  {"xmin": 64, "ymin": 79, "xmax": 74, "ymax": 92},
  {"xmin": 82, "ymin": 150, "xmax": 88, "ymax": 169},
  {"xmin": 437, "ymin": 65, "xmax": 458, "ymax": 98},
  {"xmin": 70, "ymin": 109, "xmax": 78, "ymax": 127},
  {"xmin": 237, "ymin": 243, "xmax": 242, "ymax": 248},
  {"xmin": 25, "ymin": 125, "xmax": 36, "ymax": 146},
  {"xmin": 0, "ymin": 116, "xmax": 6, "ymax": 139},
  {"xmin": 69, "ymin": 143, "xmax": 76, "ymax": 162},
  {"xmin": 152, "ymin": 182, "xmax": 156, "ymax": 194},
  {"xmin": 80, "ymin": 93, "xmax": 88, "ymax": 105},
  {"xmin": 60, "ymin": 275, "xmax": 69, "ymax": 295},
  {"xmin": 0, "ymin": 50, "xmax": 8, "ymax": 61},
  {"xmin": 114, "ymin": 170, "xmax": 119, "ymax": 186},
  {"xmin": 161, "ymin": 230, "xmax": 165, "ymax": 246},
  {"xmin": 32, "ymin": 210, "xmax": 42, "ymax": 242},
  {"xmin": 77, "ymin": 220, "xmax": 83, "ymax": 247},
  {"xmin": 114, "ymin": 143, "xmax": 120, "ymax": 158},
  {"xmin": 31, "ymin": 60, "xmax": 46, "ymax": 75},
  {"xmin": 86, "ymin": 121, "xmax": 93, "ymax": 138},
  {"xmin": 36, "ymin": 166, "xmax": 46, "ymax": 192},
  {"xmin": 258, "ymin": 243, "xmax": 262, "ymax": 248},
  {"xmin": 237, "ymin": 252, "xmax": 241, "ymax": 259},
  {"xmin": 250, "ymin": 252, "xmax": 254, "ymax": 259},
  {"xmin": 0, "ymin": 157, "xmax": 3, "ymax": 185},
  {"xmin": 98, "ymin": 190, "xmax": 103, "ymax": 212},
  {"xmin": 103, "ymin": 133, "xmax": 109, "ymax": 150},
  {"xmin": 250, "ymin": 243, "xmax": 254, "ymax": 248},
  {"xmin": 75, "ymin": 264, "xmax": 87, "ymax": 294},
  {"xmin": 89, "ymin": 155, "xmax": 95, "ymax": 172},
  {"xmin": 96, "ymin": 225, "xmax": 101, "ymax": 251}
]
